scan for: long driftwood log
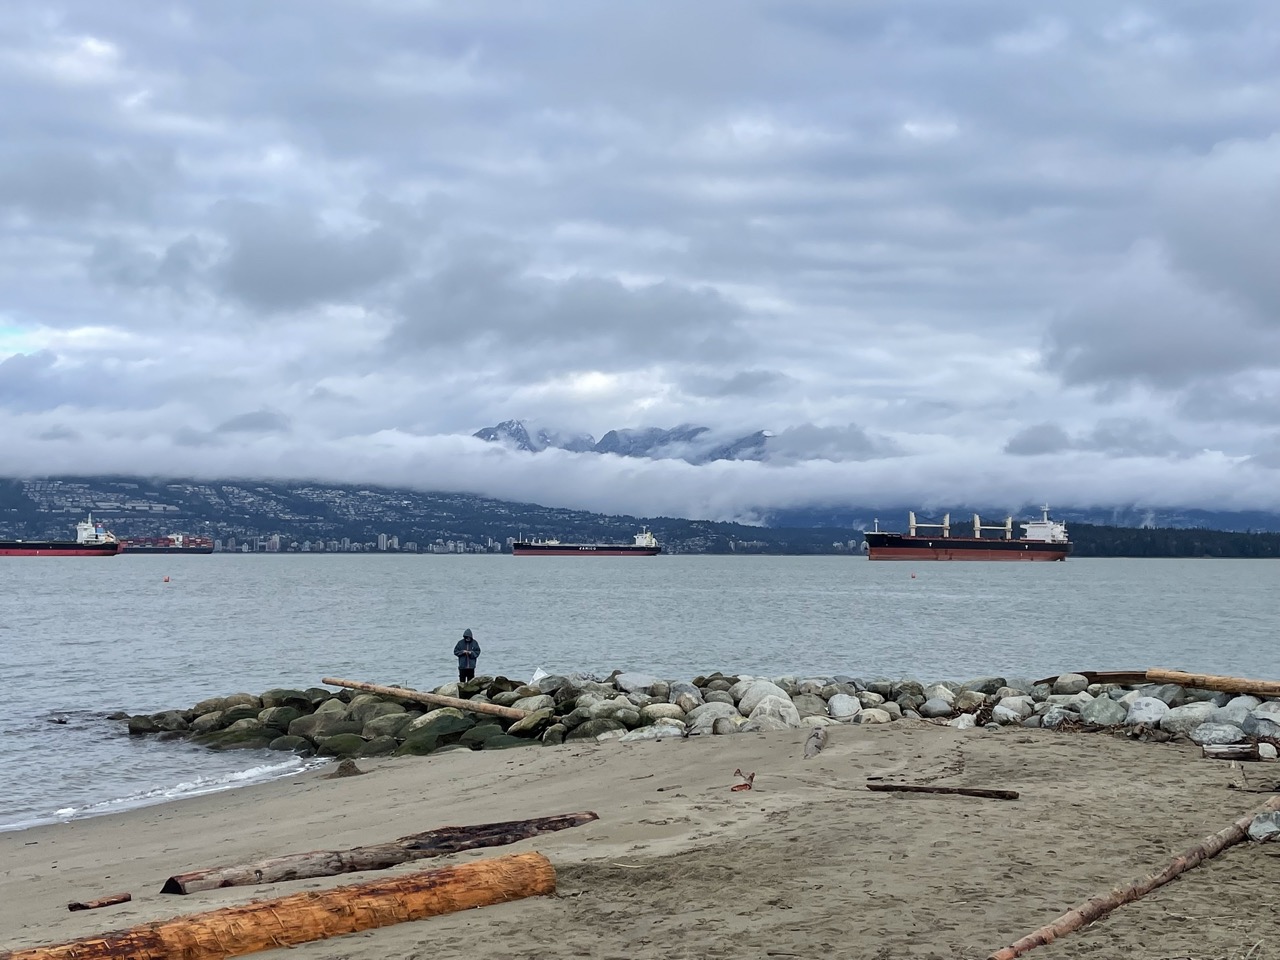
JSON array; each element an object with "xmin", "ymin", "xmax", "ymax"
[
  {"xmin": 867, "ymin": 783, "xmax": 1019, "ymax": 801},
  {"xmin": 1144, "ymin": 669, "xmax": 1280, "ymax": 698},
  {"xmin": 67, "ymin": 893, "xmax": 130, "ymax": 912},
  {"xmin": 163, "ymin": 811, "xmax": 597, "ymax": 894},
  {"xmin": 987, "ymin": 794, "xmax": 1280, "ymax": 960},
  {"xmin": 320, "ymin": 677, "xmax": 529, "ymax": 720},
  {"xmin": 1, "ymin": 852, "xmax": 555, "ymax": 960},
  {"xmin": 1202, "ymin": 743, "xmax": 1269, "ymax": 761}
]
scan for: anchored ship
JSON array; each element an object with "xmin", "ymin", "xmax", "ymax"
[
  {"xmin": 863, "ymin": 506, "xmax": 1071, "ymax": 561},
  {"xmin": 120, "ymin": 533, "xmax": 215, "ymax": 554},
  {"xmin": 0, "ymin": 515, "xmax": 123, "ymax": 557},
  {"xmin": 511, "ymin": 528, "xmax": 662, "ymax": 557}
]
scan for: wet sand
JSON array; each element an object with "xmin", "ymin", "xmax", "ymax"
[{"xmin": 1, "ymin": 723, "xmax": 1276, "ymax": 960}]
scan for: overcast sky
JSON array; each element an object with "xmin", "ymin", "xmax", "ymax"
[{"xmin": 2, "ymin": 1, "xmax": 1279, "ymax": 521}]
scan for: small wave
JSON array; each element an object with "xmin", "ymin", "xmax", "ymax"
[{"xmin": 0, "ymin": 756, "xmax": 331, "ymax": 833}]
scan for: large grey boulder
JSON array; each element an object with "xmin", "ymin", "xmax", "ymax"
[
  {"xmin": 1210, "ymin": 696, "xmax": 1261, "ymax": 726},
  {"xmin": 1125, "ymin": 697, "xmax": 1170, "ymax": 726},
  {"xmin": 507, "ymin": 708, "xmax": 554, "ymax": 738},
  {"xmin": 737, "ymin": 680, "xmax": 791, "ymax": 716},
  {"xmin": 685, "ymin": 701, "xmax": 740, "ymax": 735},
  {"xmin": 1080, "ymin": 697, "xmax": 1128, "ymax": 726},
  {"xmin": 258, "ymin": 706, "xmax": 305, "ymax": 732},
  {"xmin": 857, "ymin": 708, "xmax": 893, "ymax": 724},
  {"xmin": 512, "ymin": 694, "xmax": 555, "ymax": 713},
  {"xmin": 923, "ymin": 684, "xmax": 956, "ymax": 705},
  {"xmin": 827, "ymin": 694, "xmax": 862, "ymax": 721},
  {"xmin": 615, "ymin": 672, "xmax": 659, "ymax": 694},
  {"xmin": 565, "ymin": 718, "xmax": 626, "ymax": 741},
  {"xmin": 1051, "ymin": 673, "xmax": 1089, "ymax": 696},
  {"xmin": 790, "ymin": 694, "xmax": 830, "ymax": 719},
  {"xmin": 1190, "ymin": 722, "xmax": 1246, "ymax": 746},
  {"xmin": 742, "ymin": 715, "xmax": 793, "ymax": 733},
  {"xmin": 639, "ymin": 703, "xmax": 686, "ymax": 723},
  {"xmin": 919, "ymin": 698, "xmax": 954, "ymax": 719},
  {"xmin": 1160, "ymin": 702, "xmax": 1217, "ymax": 736},
  {"xmin": 667, "ymin": 682, "xmax": 705, "ymax": 708},
  {"xmin": 619, "ymin": 722, "xmax": 686, "ymax": 742},
  {"xmin": 364, "ymin": 712, "xmax": 417, "ymax": 739},
  {"xmin": 748, "ymin": 695, "xmax": 801, "ymax": 728},
  {"xmin": 962, "ymin": 677, "xmax": 1007, "ymax": 696}
]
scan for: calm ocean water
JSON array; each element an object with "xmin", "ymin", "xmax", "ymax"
[{"xmin": 1, "ymin": 554, "xmax": 1275, "ymax": 831}]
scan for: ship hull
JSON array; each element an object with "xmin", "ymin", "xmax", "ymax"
[
  {"xmin": 121, "ymin": 546, "xmax": 215, "ymax": 555},
  {"xmin": 512, "ymin": 544, "xmax": 661, "ymax": 557},
  {"xmin": 864, "ymin": 533, "xmax": 1069, "ymax": 561},
  {"xmin": 0, "ymin": 542, "xmax": 122, "ymax": 557}
]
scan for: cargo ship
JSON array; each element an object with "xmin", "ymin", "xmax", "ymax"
[
  {"xmin": 0, "ymin": 515, "xmax": 123, "ymax": 557},
  {"xmin": 120, "ymin": 533, "xmax": 215, "ymax": 554},
  {"xmin": 863, "ymin": 506, "xmax": 1071, "ymax": 561},
  {"xmin": 511, "ymin": 528, "xmax": 662, "ymax": 557}
]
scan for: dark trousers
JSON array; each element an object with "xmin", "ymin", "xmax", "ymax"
[{"xmin": 459, "ymin": 666, "xmax": 475, "ymax": 682}]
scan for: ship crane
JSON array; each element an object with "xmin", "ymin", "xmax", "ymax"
[
  {"xmin": 973, "ymin": 514, "xmax": 1014, "ymax": 540},
  {"xmin": 908, "ymin": 512, "xmax": 949, "ymax": 537}
]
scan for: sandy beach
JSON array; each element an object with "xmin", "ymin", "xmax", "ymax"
[{"xmin": 2, "ymin": 722, "xmax": 1277, "ymax": 960}]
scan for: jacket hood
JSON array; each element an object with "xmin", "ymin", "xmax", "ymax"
[{"xmin": 462, "ymin": 628, "xmax": 473, "ymax": 639}]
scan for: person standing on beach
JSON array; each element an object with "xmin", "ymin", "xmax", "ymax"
[{"xmin": 454, "ymin": 628, "xmax": 480, "ymax": 683}]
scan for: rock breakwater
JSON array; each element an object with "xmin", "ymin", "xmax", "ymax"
[{"xmin": 122, "ymin": 670, "xmax": 1280, "ymax": 760}]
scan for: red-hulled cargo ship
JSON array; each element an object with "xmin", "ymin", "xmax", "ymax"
[
  {"xmin": 863, "ymin": 506, "xmax": 1071, "ymax": 561},
  {"xmin": 0, "ymin": 515, "xmax": 123, "ymax": 557},
  {"xmin": 512, "ymin": 528, "xmax": 661, "ymax": 557},
  {"xmin": 120, "ymin": 533, "xmax": 215, "ymax": 554}
]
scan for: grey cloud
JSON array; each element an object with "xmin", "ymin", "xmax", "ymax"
[
  {"xmin": 37, "ymin": 425, "xmax": 79, "ymax": 441},
  {"xmin": 0, "ymin": 150, "xmax": 159, "ymax": 220},
  {"xmin": 682, "ymin": 369, "xmax": 792, "ymax": 398},
  {"xmin": 1042, "ymin": 245, "xmax": 1279, "ymax": 390},
  {"xmin": 87, "ymin": 235, "xmax": 208, "ymax": 289},
  {"xmin": 214, "ymin": 410, "xmax": 292, "ymax": 434},
  {"xmin": 211, "ymin": 201, "xmax": 411, "ymax": 311},
  {"xmin": 766, "ymin": 424, "xmax": 901, "ymax": 463},
  {"xmin": 389, "ymin": 246, "xmax": 749, "ymax": 368},
  {"xmin": 1005, "ymin": 423, "xmax": 1071, "ymax": 455},
  {"xmin": 1078, "ymin": 419, "xmax": 1195, "ymax": 459},
  {"xmin": 0, "ymin": 351, "xmax": 58, "ymax": 410}
]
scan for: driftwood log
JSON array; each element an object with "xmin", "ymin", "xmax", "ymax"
[
  {"xmin": 320, "ymin": 677, "xmax": 529, "ymax": 720},
  {"xmin": 803, "ymin": 726, "xmax": 827, "ymax": 759},
  {"xmin": 67, "ymin": 893, "xmax": 130, "ymax": 912},
  {"xmin": 1, "ymin": 852, "xmax": 555, "ymax": 960},
  {"xmin": 867, "ymin": 783, "xmax": 1019, "ymax": 801},
  {"xmin": 1035, "ymin": 669, "xmax": 1280, "ymax": 698},
  {"xmin": 1144, "ymin": 669, "xmax": 1280, "ymax": 698},
  {"xmin": 1203, "ymin": 743, "xmax": 1271, "ymax": 761},
  {"xmin": 988, "ymin": 794, "xmax": 1280, "ymax": 959},
  {"xmin": 163, "ymin": 811, "xmax": 597, "ymax": 894}
]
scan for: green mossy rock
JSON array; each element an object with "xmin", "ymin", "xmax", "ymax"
[
  {"xmin": 317, "ymin": 733, "xmax": 368, "ymax": 758},
  {"xmin": 192, "ymin": 697, "xmax": 228, "ymax": 716},
  {"xmin": 304, "ymin": 687, "xmax": 335, "ymax": 707},
  {"xmin": 288, "ymin": 714, "xmax": 364, "ymax": 742},
  {"xmin": 363, "ymin": 712, "xmax": 416, "ymax": 739},
  {"xmin": 542, "ymin": 724, "xmax": 567, "ymax": 746},
  {"xmin": 261, "ymin": 688, "xmax": 313, "ymax": 710},
  {"xmin": 127, "ymin": 715, "xmax": 160, "ymax": 735},
  {"xmin": 359, "ymin": 736, "xmax": 398, "ymax": 757},
  {"xmin": 313, "ymin": 699, "xmax": 348, "ymax": 718},
  {"xmin": 346, "ymin": 697, "xmax": 405, "ymax": 724},
  {"xmin": 222, "ymin": 693, "xmax": 262, "ymax": 709},
  {"xmin": 564, "ymin": 718, "xmax": 626, "ymax": 741},
  {"xmin": 268, "ymin": 735, "xmax": 314, "ymax": 756},
  {"xmin": 190, "ymin": 711, "xmax": 225, "ymax": 734},
  {"xmin": 459, "ymin": 723, "xmax": 506, "ymax": 747},
  {"xmin": 403, "ymin": 711, "xmax": 474, "ymax": 741},
  {"xmin": 220, "ymin": 704, "xmax": 261, "ymax": 726},
  {"xmin": 395, "ymin": 732, "xmax": 440, "ymax": 756},
  {"xmin": 258, "ymin": 706, "xmax": 304, "ymax": 732},
  {"xmin": 191, "ymin": 727, "xmax": 274, "ymax": 751},
  {"xmin": 506, "ymin": 709, "xmax": 554, "ymax": 738}
]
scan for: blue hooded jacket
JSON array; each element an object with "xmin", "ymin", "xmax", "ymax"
[{"xmin": 453, "ymin": 629, "xmax": 480, "ymax": 669}]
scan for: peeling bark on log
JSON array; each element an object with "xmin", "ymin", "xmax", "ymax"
[
  {"xmin": 867, "ymin": 783, "xmax": 1018, "ymax": 800},
  {"xmin": 1202, "ymin": 743, "xmax": 1265, "ymax": 761},
  {"xmin": 163, "ymin": 811, "xmax": 597, "ymax": 894},
  {"xmin": 1144, "ymin": 669, "xmax": 1280, "ymax": 698},
  {"xmin": 320, "ymin": 677, "xmax": 529, "ymax": 720},
  {"xmin": 67, "ymin": 894, "xmax": 130, "ymax": 912},
  {"xmin": 2, "ymin": 852, "xmax": 555, "ymax": 960},
  {"xmin": 803, "ymin": 727, "xmax": 827, "ymax": 759},
  {"xmin": 988, "ymin": 795, "xmax": 1280, "ymax": 960}
]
